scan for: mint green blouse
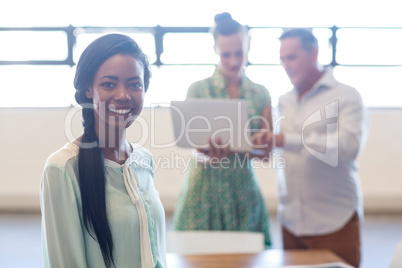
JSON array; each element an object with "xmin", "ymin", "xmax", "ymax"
[{"xmin": 40, "ymin": 142, "xmax": 166, "ymax": 268}]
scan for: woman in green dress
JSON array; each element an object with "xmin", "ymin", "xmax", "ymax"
[{"xmin": 173, "ymin": 12, "xmax": 272, "ymax": 247}]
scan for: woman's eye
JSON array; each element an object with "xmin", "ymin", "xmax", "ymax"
[
  {"xmin": 101, "ymin": 82, "xmax": 115, "ymax": 88},
  {"xmin": 130, "ymin": 82, "xmax": 144, "ymax": 90}
]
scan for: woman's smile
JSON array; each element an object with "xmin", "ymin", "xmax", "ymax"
[{"xmin": 107, "ymin": 105, "xmax": 134, "ymax": 116}]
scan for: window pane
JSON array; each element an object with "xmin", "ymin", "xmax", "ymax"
[
  {"xmin": 0, "ymin": 65, "xmax": 75, "ymax": 107},
  {"xmin": 313, "ymin": 28, "xmax": 333, "ymax": 65},
  {"xmin": 337, "ymin": 29, "xmax": 402, "ymax": 65},
  {"xmin": 245, "ymin": 65, "xmax": 292, "ymax": 107},
  {"xmin": 333, "ymin": 66, "xmax": 402, "ymax": 107},
  {"xmin": 144, "ymin": 65, "xmax": 215, "ymax": 106},
  {"xmin": 162, "ymin": 33, "xmax": 217, "ymax": 64},
  {"xmin": 248, "ymin": 28, "xmax": 282, "ymax": 64},
  {"xmin": 74, "ymin": 32, "xmax": 156, "ymax": 64},
  {"xmin": 0, "ymin": 31, "xmax": 68, "ymax": 61}
]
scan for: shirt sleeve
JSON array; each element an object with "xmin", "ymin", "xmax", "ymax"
[
  {"xmin": 40, "ymin": 164, "xmax": 87, "ymax": 268},
  {"xmin": 283, "ymin": 90, "xmax": 369, "ymax": 165}
]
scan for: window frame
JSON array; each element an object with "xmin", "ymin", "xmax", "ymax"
[{"xmin": 2, "ymin": 25, "xmax": 402, "ymax": 108}]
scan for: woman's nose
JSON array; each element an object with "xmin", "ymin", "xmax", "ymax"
[{"xmin": 114, "ymin": 85, "xmax": 131, "ymax": 101}]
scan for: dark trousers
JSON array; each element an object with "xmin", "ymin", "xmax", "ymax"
[{"xmin": 282, "ymin": 212, "xmax": 361, "ymax": 268}]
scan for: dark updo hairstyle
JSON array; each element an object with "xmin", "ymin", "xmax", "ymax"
[
  {"xmin": 74, "ymin": 33, "xmax": 151, "ymax": 268},
  {"xmin": 211, "ymin": 12, "xmax": 247, "ymax": 41}
]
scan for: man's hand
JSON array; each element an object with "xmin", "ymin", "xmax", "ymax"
[
  {"xmin": 252, "ymin": 131, "xmax": 284, "ymax": 148},
  {"xmin": 252, "ymin": 131, "xmax": 272, "ymax": 147}
]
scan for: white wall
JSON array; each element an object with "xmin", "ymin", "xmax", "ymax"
[{"xmin": 1, "ymin": 107, "xmax": 401, "ymax": 214}]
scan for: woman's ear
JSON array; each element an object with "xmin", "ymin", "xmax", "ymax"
[{"xmin": 85, "ymin": 87, "xmax": 93, "ymax": 99}]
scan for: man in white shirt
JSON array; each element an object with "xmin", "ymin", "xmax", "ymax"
[{"xmin": 254, "ymin": 28, "xmax": 369, "ymax": 267}]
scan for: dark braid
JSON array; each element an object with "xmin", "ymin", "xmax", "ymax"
[{"xmin": 79, "ymin": 106, "xmax": 115, "ymax": 267}]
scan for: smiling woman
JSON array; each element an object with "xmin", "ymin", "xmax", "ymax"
[
  {"xmin": 40, "ymin": 34, "xmax": 167, "ymax": 268},
  {"xmin": 86, "ymin": 54, "xmax": 145, "ymax": 137}
]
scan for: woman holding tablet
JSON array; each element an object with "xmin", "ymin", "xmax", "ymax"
[{"xmin": 173, "ymin": 12, "xmax": 272, "ymax": 247}]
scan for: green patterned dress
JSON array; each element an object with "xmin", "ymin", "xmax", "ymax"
[{"xmin": 173, "ymin": 67, "xmax": 272, "ymax": 247}]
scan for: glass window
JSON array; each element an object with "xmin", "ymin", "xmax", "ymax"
[
  {"xmin": 0, "ymin": 31, "xmax": 68, "ymax": 61},
  {"xmin": 2, "ymin": 0, "xmax": 402, "ymax": 108},
  {"xmin": 337, "ymin": 29, "xmax": 402, "ymax": 65},
  {"xmin": 144, "ymin": 65, "xmax": 215, "ymax": 107},
  {"xmin": 74, "ymin": 32, "xmax": 156, "ymax": 64},
  {"xmin": 313, "ymin": 28, "xmax": 333, "ymax": 65},
  {"xmin": 0, "ymin": 65, "xmax": 75, "ymax": 107},
  {"xmin": 162, "ymin": 33, "xmax": 217, "ymax": 64},
  {"xmin": 246, "ymin": 65, "xmax": 292, "ymax": 107},
  {"xmin": 333, "ymin": 66, "xmax": 402, "ymax": 107},
  {"xmin": 248, "ymin": 28, "xmax": 282, "ymax": 64}
]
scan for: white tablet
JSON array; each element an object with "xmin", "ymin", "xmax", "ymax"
[{"xmin": 170, "ymin": 99, "xmax": 263, "ymax": 154}]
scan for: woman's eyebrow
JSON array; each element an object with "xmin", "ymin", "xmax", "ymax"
[
  {"xmin": 128, "ymin": 76, "xmax": 141, "ymax": 81},
  {"xmin": 101, "ymin": 75, "xmax": 119, "ymax": 80}
]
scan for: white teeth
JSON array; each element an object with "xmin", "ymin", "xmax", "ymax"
[{"xmin": 108, "ymin": 107, "xmax": 132, "ymax": 115}]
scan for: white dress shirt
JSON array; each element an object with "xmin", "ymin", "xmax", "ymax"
[{"xmin": 276, "ymin": 68, "xmax": 369, "ymax": 236}]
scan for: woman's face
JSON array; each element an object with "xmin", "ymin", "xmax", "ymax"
[
  {"xmin": 86, "ymin": 54, "xmax": 145, "ymax": 133},
  {"xmin": 215, "ymin": 32, "xmax": 248, "ymax": 79}
]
